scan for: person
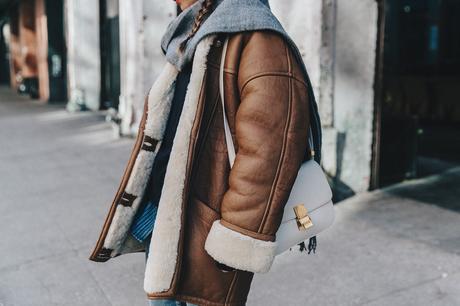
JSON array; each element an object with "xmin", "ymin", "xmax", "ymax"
[{"xmin": 89, "ymin": 0, "xmax": 323, "ymax": 305}]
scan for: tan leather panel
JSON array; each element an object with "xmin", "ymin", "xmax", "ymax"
[
  {"xmin": 220, "ymin": 73, "xmax": 292, "ymax": 236},
  {"xmin": 236, "ymin": 32, "xmax": 290, "ymax": 91},
  {"xmin": 178, "ymin": 196, "xmax": 252, "ymax": 305}
]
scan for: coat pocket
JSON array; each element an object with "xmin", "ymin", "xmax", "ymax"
[
  {"xmin": 179, "ymin": 196, "xmax": 239, "ymax": 300},
  {"xmin": 190, "ymin": 196, "xmax": 220, "ymax": 226}
]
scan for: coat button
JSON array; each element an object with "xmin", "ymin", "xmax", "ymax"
[{"xmin": 215, "ymin": 40, "xmax": 222, "ymax": 48}]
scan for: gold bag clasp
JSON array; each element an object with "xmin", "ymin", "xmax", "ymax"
[{"xmin": 293, "ymin": 204, "xmax": 313, "ymax": 231}]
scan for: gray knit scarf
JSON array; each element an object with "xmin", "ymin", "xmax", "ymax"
[{"xmin": 161, "ymin": 0, "xmax": 323, "ymax": 164}]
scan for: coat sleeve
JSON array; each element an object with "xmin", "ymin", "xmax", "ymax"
[{"xmin": 204, "ymin": 32, "xmax": 311, "ymax": 273}]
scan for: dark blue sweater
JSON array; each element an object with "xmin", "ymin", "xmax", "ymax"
[{"xmin": 145, "ymin": 62, "xmax": 193, "ymax": 203}]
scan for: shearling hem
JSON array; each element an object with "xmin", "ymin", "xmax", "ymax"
[{"xmin": 204, "ymin": 220, "xmax": 277, "ymax": 273}]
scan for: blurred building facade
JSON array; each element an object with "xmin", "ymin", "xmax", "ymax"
[
  {"xmin": 0, "ymin": 0, "xmax": 175, "ymax": 132},
  {"xmin": 0, "ymin": 0, "xmax": 66, "ymax": 101},
  {"xmin": 0, "ymin": 0, "xmax": 459, "ymax": 198}
]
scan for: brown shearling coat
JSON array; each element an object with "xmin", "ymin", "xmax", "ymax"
[{"xmin": 90, "ymin": 31, "xmax": 312, "ymax": 306}]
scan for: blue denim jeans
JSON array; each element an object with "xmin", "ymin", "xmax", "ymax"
[
  {"xmin": 144, "ymin": 235, "xmax": 197, "ymax": 306},
  {"xmin": 149, "ymin": 299, "xmax": 188, "ymax": 306}
]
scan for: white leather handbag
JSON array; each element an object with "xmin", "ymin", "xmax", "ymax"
[{"xmin": 219, "ymin": 38, "xmax": 335, "ymax": 255}]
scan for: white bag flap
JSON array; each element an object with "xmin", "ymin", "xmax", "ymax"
[{"xmin": 281, "ymin": 160, "xmax": 333, "ymax": 223}]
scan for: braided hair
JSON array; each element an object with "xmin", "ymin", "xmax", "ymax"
[{"xmin": 179, "ymin": 0, "xmax": 214, "ymax": 52}]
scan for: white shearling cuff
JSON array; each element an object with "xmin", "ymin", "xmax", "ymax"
[{"xmin": 204, "ymin": 220, "xmax": 277, "ymax": 273}]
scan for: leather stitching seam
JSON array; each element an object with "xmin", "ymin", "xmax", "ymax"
[
  {"xmin": 257, "ymin": 44, "xmax": 294, "ymax": 233},
  {"xmin": 220, "ymin": 219, "xmax": 275, "ymax": 241},
  {"xmin": 240, "ymin": 71, "xmax": 307, "ymax": 94}
]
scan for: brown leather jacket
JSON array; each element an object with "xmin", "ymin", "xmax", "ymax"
[{"xmin": 90, "ymin": 31, "xmax": 312, "ymax": 306}]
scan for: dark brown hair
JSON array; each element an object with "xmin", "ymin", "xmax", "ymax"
[{"xmin": 179, "ymin": 0, "xmax": 214, "ymax": 52}]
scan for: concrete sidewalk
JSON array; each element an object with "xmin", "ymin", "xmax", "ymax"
[{"xmin": 1, "ymin": 87, "xmax": 459, "ymax": 306}]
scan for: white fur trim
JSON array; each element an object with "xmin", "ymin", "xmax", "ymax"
[
  {"xmin": 143, "ymin": 36, "xmax": 216, "ymax": 293},
  {"xmin": 204, "ymin": 220, "xmax": 277, "ymax": 274},
  {"xmin": 102, "ymin": 62, "xmax": 179, "ymax": 253},
  {"xmin": 145, "ymin": 63, "xmax": 179, "ymax": 139},
  {"xmin": 103, "ymin": 142, "xmax": 162, "ymax": 252}
]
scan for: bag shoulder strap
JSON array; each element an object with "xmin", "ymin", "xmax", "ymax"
[
  {"xmin": 219, "ymin": 38, "xmax": 236, "ymax": 168},
  {"xmin": 219, "ymin": 37, "xmax": 315, "ymax": 169}
]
